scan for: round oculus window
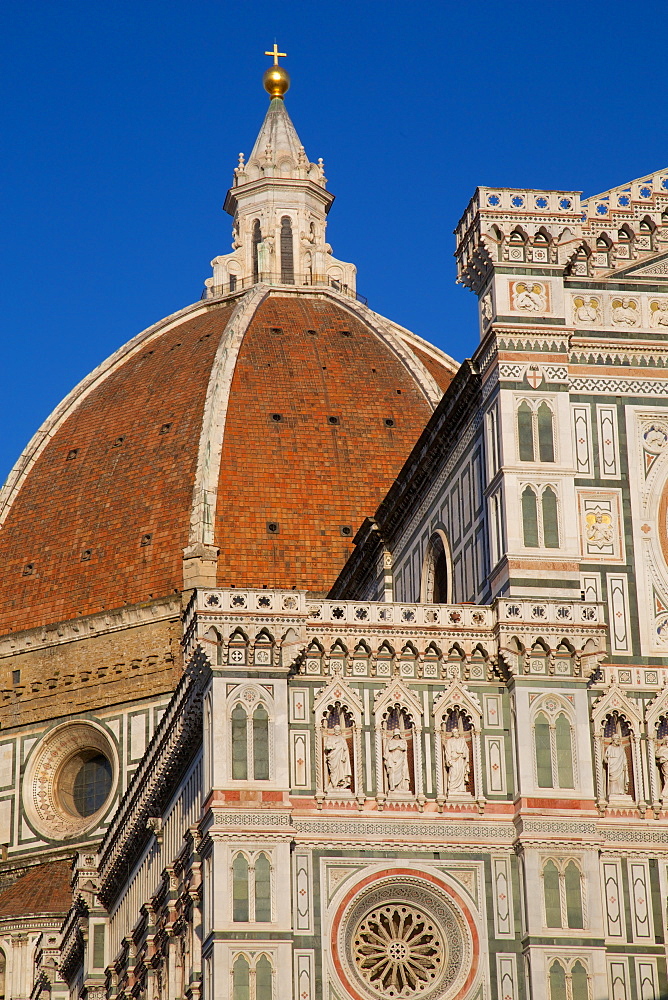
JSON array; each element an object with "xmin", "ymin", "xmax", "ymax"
[
  {"xmin": 23, "ymin": 722, "xmax": 117, "ymax": 839},
  {"xmin": 57, "ymin": 749, "xmax": 113, "ymax": 819},
  {"xmin": 334, "ymin": 872, "xmax": 476, "ymax": 1000}
]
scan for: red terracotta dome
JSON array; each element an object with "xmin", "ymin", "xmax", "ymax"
[
  {"xmin": 0, "ymin": 286, "xmax": 456, "ymax": 635},
  {"xmin": 0, "ymin": 859, "xmax": 72, "ymax": 918}
]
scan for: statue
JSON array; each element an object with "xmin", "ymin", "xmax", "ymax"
[
  {"xmin": 324, "ymin": 725, "xmax": 352, "ymax": 790},
  {"xmin": 444, "ymin": 730, "xmax": 470, "ymax": 796},
  {"xmin": 605, "ymin": 734, "xmax": 629, "ymax": 797},
  {"xmin": 384, "ymin": 730, "xmax": 410, "ymax": 792},
  {"xmin": 656, "ymin": 738, "xmax": 668, "ymax": 799}
]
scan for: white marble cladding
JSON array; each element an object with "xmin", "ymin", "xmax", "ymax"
[
  {"xmin": 581, "ymin": 169, "xmax": 668, "ymax": 219},
  {"xmin": 191, "ymin": 589, "xmax": 603, "ymax": 625},
  {"xmin": 184, "ymin": 589, "xmax": 606, "ymax": 668},
  {"xmin": 455, "ymin": 169, "xmax": 668, "ymax": 291}
]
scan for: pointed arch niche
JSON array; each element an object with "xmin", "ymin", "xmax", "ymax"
[
  {"xmin": 374, "ymin": 681, "xmax": 424, "ymax": 808},
  {"xmin": 644, "ymin": 689, "xmax": 668, "ymax": 811},
  {"xmin": 592, "ymin": 685, "xmax": 644, "ymax": 811},
  {"xmin": 313, "ymin": 677, "xmax": 364, "ymax": 808},
  {"xmin": 433, "ymin": 681, "xmax": 483, "ymax": 810}
]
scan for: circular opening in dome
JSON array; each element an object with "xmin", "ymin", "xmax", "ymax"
[
  {"xmin": 271, "ymin": 413, "xmax": 283, "ymax": 422},
  {"xmin": 56, "ymin": 749, "xmax": 113, "ymax": 819},
  {"xmin": 384, "ymin": 418, "xmax": 395, "ymax": 427},
  {"xmin": 328, "ymin": 415, "xmax": 340, "ymax": 425}
]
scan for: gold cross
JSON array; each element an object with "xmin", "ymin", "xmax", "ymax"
[{"xmin": 265, "ymin": 43, "xmax": 287, "ymax": 66}]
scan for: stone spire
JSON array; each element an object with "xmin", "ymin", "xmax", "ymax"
[{"xmin": 205, "ymin": 50, "xmax": 356, "ymax": 297}]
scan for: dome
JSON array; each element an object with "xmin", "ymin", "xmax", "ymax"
[
  {"xmin": 0, "ymin": 859, "xmax": 72, "ymax": 918},
  {"xmin": 0, "ymin": 286, "xmax": 455, "ymax": 634},
  {"xmin": 0, "ymin": 83, "xmax": 457, "ymax": 636}
]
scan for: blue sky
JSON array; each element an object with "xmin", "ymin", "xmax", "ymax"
[{"xmin": 1, "ymin": 0, "xmax": 666, "ymax": 482}]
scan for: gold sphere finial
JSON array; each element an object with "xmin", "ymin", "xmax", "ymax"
[{"xmin": 263, "ymin": 43, "xmax": 290, "ymax": 99}]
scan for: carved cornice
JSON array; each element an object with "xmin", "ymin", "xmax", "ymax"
[
  {"xmin": 0, "ymin": 595, "xmax": 180, "ymax": 659},
  {"xmin": 97, "ymin": 654, "xmax": 209, "ymax": 909}
]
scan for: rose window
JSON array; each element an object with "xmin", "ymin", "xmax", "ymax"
[
  {"xmin": 353, "ymin": 904, "xmax": 443, "ymax": 998},
  {"xmin": 335, "ymin": 874, "xmax": 474, "ymax": 1000}
]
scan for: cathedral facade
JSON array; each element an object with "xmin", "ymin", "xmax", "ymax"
[{"xmin": 2, "ymin": 54, "xmax": 668, "ymax": 1000}]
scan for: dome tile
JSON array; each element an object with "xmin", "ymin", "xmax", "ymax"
[
  {"xmin": 0, "ymin": 305, "xmax": 235, "ymax": 634},
  {"xmin": 215, "ymin": 296, "xmax": 439, "ymax": 590},
  {"xmin": 0, "ymin": 859, "xmax": 71, "ymax": 917}
]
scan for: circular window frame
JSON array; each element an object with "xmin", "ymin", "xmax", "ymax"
[
  {"xmin": 331, "ymin": 869, "xmax": 478, "ymax": 1000},
  {"xmin": 23, "ymin": 721, "xmax": 118, "ymax": 840}
]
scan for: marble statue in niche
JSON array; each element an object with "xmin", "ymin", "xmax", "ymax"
[
  {"xmin": 324, "ymin": 725, "xmax": 352, "ymax": 790},
  {"xmin": 383, "ymin": 731, "xmax": 410, "ymax": 791},
  {"xmin": 656, "ymin": 738, "xmax": 668, "ymax": 799},
  {"xmin": 443, "ymin": 731, "xmax": 470, "ymax": 796},
  {"xmin": 605, "ymin": 734, "xmax": 629, "ymax": 796}
]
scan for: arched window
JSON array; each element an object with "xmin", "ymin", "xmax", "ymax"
[
  {"xmin": 256, "ymin": 956, "xmax": 273, "ymax": 1000},
  {"xmin": 233, "ymin": 854, "xmax": 250, "ymax": 921},
  {"xmin": 205, "ymin": 626, "xmax": 223, "ymax": 665},
  {"xmin": 522, "ymin": 486, "xmax": 539, "ymax": 547},
  {"xmin": 564, "ymin": 861, "xmax": 584, "ymax": 929},
  {"xmin": 542, "ymin": 486, "xmax": 559, "ymax": 548},
  {"xmin": 534, "ymin": 703, "xmax": 576, "ymax": 790},
  {"xmin": 280, "ymin": 216, "xmax": 294, "ymax": 283},
  {"xmin": 255, "ymin": 854, "xmax": 272, "ymax": 922},
  {"xmin": 253, "ymin": 704, "xmax": 269, "ymax": 780},
  {"xmin": 518, "ymin": 402, "xmax": 534, "ymax": 461},
  {"xmin": 543, "ymin": 860, "xmax": 561, "ymax": 928},
  {"xmin": 232, "ymin": 704, "xmax": 248, "ymax": 779},
  {"xmin": 252, "ymin": 220, "xmax": 262, "ymax": 283},
  {"xmin": 534, "ymin": 711, "xmax": 553, "ymax": 788},
  {"xmin": 422, "ymin": 532, "xmax": 449, "ymax": 603},
  {"xmin": 231, "ymin": 694, "xmax": 272, "ymax": 781},
  {"xmin": 233, "ymin": 956, "xmax": 251, "ymax": 1000},
  {"xmin": 555, "ymin": 714, "xmax": 574, "ymax": 788},
  {"xmin": 518, "ymin": 400, "xmax": 555, "ymax": 463},
  {"xmin": 0, "ymin": 948, "xmax": 5, "ymax": 1000},
  {"xmin": 571, "ymin": 961, "xmax": 589, "ymax": 1000},
  {"xmin": 549, "ymin": 961, "xmax": 567, "ymax": 1000},
  {"xmin": 232, "ymin": 852, "xmax": 272, "ymax": 923},
  {"xmin": 543, "ymin": 859, "xmax": 585, "ymax": 931},
  {"xmin": 537, "ymin": 402, "xmax": 555, "ymax": 462}
]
